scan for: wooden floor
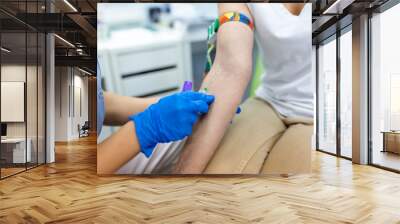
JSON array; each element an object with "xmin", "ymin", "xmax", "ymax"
[
  {"xmin": 373, "ymin": 150, "xmax": 400, "ymax": 171},
  {"xmin": 1, "ymin": 135, "xmax": 400, "ymax": 223},
  {"xmin": 1, "ymin": 167, "xmax": 26, "ymax": 178},
  {"xmin": 1, "ymin": 163, "xmax": 45, "ymax": 178}
]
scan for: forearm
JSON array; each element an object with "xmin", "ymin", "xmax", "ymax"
[
  {"xmin": 97, "ymin": 121, "xmax": 140, "ymax": 174},
  {"xmin": 174, "ymin": 4, "xmax": 254, "ymax": 173},
  {"xmin": 104, "ymin": 91, "xmax": 158, "ymax": 126},
  {"xmin": 174, "ymin": 67, "xmax": 251, "ymax": 173}
]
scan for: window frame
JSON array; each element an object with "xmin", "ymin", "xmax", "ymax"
[
  {"xmin": 0, "ymin": 0, "xmax": 48, "ymax": 180},
  {"xmin": 315, "ymin": 24, "xmax": 353, "ymax": 161},
  {"xmin": 367, "ymin": 0, "xmax": 400, "ymax": 173}
]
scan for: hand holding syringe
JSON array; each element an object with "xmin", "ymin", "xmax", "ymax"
[{"xmin": 182, "ymin": 81, "xmax": 241, "ymax": 117}]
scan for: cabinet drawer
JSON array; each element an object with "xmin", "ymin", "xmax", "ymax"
[
  {"xmin": 121, "ymin": 69, "xmax": 181, "ymax": 97},
  {"xmin": 117, "ymin": 47, "xmax": 179, "ymax": 76}
]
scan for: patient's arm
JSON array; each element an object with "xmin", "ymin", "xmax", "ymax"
[
  {"xmin": 104, "ymin": 91, "xmax": 158, "ymax": 126},
  {"xmin": 174, "ymin": 3, "xmax": 254, "ymax": 173}
]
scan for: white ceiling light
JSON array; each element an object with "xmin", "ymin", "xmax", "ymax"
[
  {"xmin": 1, "ymin": 47, "xmax": 11, "ymax": 53},
  {"xmin": 63, "ymin": 0, "xmax": 78, "ymax": 12},
  {"xmin": 323, "ymin": 0, "xmax": 355, "ymax": 15},
  {"xmin": 54, "ymin": 34, "xmax": 75, "ymax": 48},
  {"xmin": 76, "ymin": 48, "xmax": 84, "ymax": 55},
  {"xmin": 78, "ymin": 67, "xmax": 92, "ymax": 76}
]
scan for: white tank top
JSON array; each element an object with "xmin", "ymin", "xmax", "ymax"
[{"xmin": 248, "ymin": 3, "xmax": 314, "ymax": 118}]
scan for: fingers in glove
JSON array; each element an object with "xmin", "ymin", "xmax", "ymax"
[{"xmin": 182, "ymin": 92, "xmax": 215, "ymax": 105}]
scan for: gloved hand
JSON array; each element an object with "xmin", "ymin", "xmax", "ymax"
[{"xmin": 130, "ymin": 92, "xmax": 215, "ymax": 157}]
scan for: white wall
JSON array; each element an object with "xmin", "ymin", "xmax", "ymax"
[
  {"xmin": 1, "ymin": 65, "xmax": 26, "ymax": 139},
  {"xmin": 54, "ymin": 67, "xmax": 89, "ymax": 141},
  {"xmin": 1, "ymin": 65, "xmax": 39, "ymax": 138},
  {"xmin": 55, "ymin": 66, "xmax": 69, "ymax": 141},
  {"xmin": 72, "ymin": 73, "xmax": 89, "ymax": 138},
  {"xmin": 1, "ymin": 63, "xmax": 46, "ymax": 164}
]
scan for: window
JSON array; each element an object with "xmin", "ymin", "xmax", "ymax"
[
  {"xmin": 0, "ymin": 1, "xmax": 47, "ymax": 179},
  {"xmin": 318, "ymin": 36, "xmax": 337, "ymax": 154},
  {"xmin": 316, "ymin": 26, "xmax": 353, "ymax": 159},
  {"xmin": 371, "ymin": 2, "xmax": 400, "ymax": 171},
  {"xmin": 1, "ymin": 30, "xmax": 28, "ymax": 177},
  {"xmin": 390, "ymin": 75, "xmax": 400, "ymax": 130},
  {"xmin": 340, "ymin": 28, "xmax": 352, "ymax": 158}
]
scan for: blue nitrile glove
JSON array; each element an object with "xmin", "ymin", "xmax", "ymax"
[{"xmin": 129, "ymin": 92, "xmax": 215, "ymax": 157}]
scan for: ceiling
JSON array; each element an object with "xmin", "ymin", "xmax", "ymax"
[
  {"xmin": 0, "ymin": 0, "xmax": 395, "ymax": 72},
  {"xmin": 0, "ymin": 0, "xmax": 98, "ymax": 73},
  {"xmin": 312, "ymin": 0, "xmax": 393, "ymax": 44}
]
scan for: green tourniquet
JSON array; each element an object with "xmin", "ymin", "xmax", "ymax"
[
  {"xmin": 205, "ymin": 12, "xmax": 253, "ymax": 75},
  {"xmin": 214, "ymin": 19, "xmax": 220, "ymax": 32},
  {"xmin": 249, "ymin": 54, "xmax": 264, "ymax": 97}
]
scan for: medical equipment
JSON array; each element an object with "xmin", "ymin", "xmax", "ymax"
[{"xmin": 182, "ymin": 81, "xmax": 193, "ymax": 92}]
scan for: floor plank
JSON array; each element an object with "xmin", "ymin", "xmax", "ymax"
[{"xmin": 0, "ymin": 135, "xmax": 399, "ymax": 223}]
